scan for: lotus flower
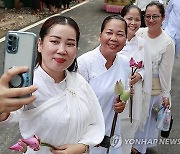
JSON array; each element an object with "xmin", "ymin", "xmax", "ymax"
[
  {"xmin": 114, "ymin": 80, "xmax": 124, "ymax": 95},
  {"xmin": 130, "ymin": 57, "xmax": 136, "ymax": 67},
  {"xmin": 120, "ymin": 90, "xmax": 130, "ymax": 101},
  {"xmin": 9, "ymin": 135, "xmax": 57, "ymax": 153},
  {"xmin": 135, "ymin": 61, "xmax": 143, "ymax": 69},
  {"xmin": 21, "ymin": 135, "xmax": 40, "ymax": 151},
  {"xmin": 129, "ymin": 57, "xmax": 143, "ymax": 123},
  {"xmin": 9, "ymin": 140, "xmax": 27, "ymax": 153}
]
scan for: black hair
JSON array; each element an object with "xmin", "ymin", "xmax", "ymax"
[
  {"xmin": 121, "ymin": 4, "xmax": 141, "ymax": 18},
  {"xmin": 145, "ymin": 1, "xmax": 165, "ymax": 17}
]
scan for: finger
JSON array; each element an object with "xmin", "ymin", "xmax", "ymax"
[
  {"xmin": 0, "ymin": 66, "xmax": 29, "ymax": 86},
  {"xmin": 2, "ymin": 95, "xmax": 37, "ymax": 112},
  {"xmin": 4, "ymin": 85, "xmax": 38, "ymax": 98}
]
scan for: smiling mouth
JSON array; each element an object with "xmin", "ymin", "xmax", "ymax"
[{"xmin": 54, "ymin": 58, "xmax": 66, "ymax": 63}]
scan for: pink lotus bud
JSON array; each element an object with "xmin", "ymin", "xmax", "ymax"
[
  {"xmin": 130, "ymin": 57, "xmax": 136, "ymax": 67},
  {"xmin": 22, "ymin": 135, "xmax": 40, "ymax": 151},
  {"xmin": 136, "ymin": 61, "xmax": 143, "ymax": 69},
  {"xmin": 114, "ymin": 80, "xmax": 124, "ymax": 95},
  {"xmin": 9, "ymin": 140, "xmax": 27, "ymax": 153}
]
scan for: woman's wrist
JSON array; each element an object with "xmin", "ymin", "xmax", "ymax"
[{"xmin": 78, "ymin": 143, "xmax": 89, "ymax": 153}]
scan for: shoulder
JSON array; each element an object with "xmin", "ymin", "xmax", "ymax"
[
  {"xmin": 162, "ymin": 30, "xmax": 175, "ymax": 45},
  {"xmin": 136, "ymin": 27, "xmax": 148, "ymax": 37},
  {"xmin": 67, "ymin": 71, "xmax": 89, "ymax": 87},
  {"xmin": 77, "ymin": 46, "xmax": 99, "ymax": 64}
]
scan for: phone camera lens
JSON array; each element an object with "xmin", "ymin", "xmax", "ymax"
[
  {"xmin": 8, "ymin": 40, "xmax": 12, "ymax": 46},
  {"xmin": 13, "ymin": 36, "xmax": 17, "ymax": 41},
  {"xmin": 9, "ymin": 35, "xmax": 13, "ymax": 40},
  {"xmin": 8, "ymin": 46, "xmax": 12, "ymax": 51}
]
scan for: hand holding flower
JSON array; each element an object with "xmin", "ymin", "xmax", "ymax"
[
  {"xmin": 114, "ymin": 96, "xmax": 126, "ymax": 113},
  {"xmin": 129, "ymin": 57, "xmax": 143, "ymax": 123},
  {"xmin": 130, "ymin": 72, "xmax": 142, "ymax": 85}
]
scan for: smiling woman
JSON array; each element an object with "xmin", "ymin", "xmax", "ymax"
[
  {"xmin": 77, "ymin": 14, "xmax": 130, "ymax": 154},
  {"xmin": 0, "ymin": 15, "xmax": 105, "ymax": 154},
  {"xmin": 133, "ymin": 1, "xmax": 175, "ymax": 154}
]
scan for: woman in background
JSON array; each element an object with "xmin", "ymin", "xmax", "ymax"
[
  {"xmin": 78, "ymin": 15, "xmax": 129, "ymax": 154},
  {"xmin": 133, "ymin": 1, "xmax": 175, "ymax": 153},
  {"xmin": 120, "ymin": 4, "xmax": 152, "ymax": 154}
]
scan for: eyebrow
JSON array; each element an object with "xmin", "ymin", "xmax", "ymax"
[{"xmin": 49, "ymin": 36, "xmax": 76, "ymax": 41}]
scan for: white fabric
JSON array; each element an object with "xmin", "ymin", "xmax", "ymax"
[
  {"xmin": 119, "ymin": 36, "xmax": 152, "ymax": 154},
  {"xmin": 136, "ymin": 28, "xmax": 175, "ymax": 99},
  {"xmin": 78, "ymin": 46, "xmax": 130, "ymax": 154},
  {"xmin": 0, "ymin": 66, "xmax": 105, "ymax": 154},
  {"xmin": 133, "ymin": 28, "xmax": 175, "ymax": 153},
  {"xmin": 120, "ymin": 36, "xmax": 152, "ymax": 125},
  {"xmin": 162, "ymin": 0, "xmax": 180, "ymax": 58},
  {"xmin": 133, "ymin": 96, "xmax": 163, "ymax": 154}
]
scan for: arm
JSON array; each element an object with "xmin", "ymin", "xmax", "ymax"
[{"xmin": 159, "ymin": 40, "xmax": 175, "ymax": 107}]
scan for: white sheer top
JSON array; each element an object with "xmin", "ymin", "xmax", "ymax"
[{"xmin": 136, "ymin": 28, "xmax": 175, "ymax": 98}]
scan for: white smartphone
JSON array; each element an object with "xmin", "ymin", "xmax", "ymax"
[{"xmin": 3, "ymin": 31, "xmax": 37, "ymax": 88}]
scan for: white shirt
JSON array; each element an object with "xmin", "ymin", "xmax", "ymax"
[
  {"xmin": 136, "ymin": 28, "xmax": 175, "ymax": 98},
  {"xmin": 163, "ymin": 0, "xmax": 180, "ymax": 39},
  {"xmin": 78, "ymin": 46, "xmax": 130, "ymax": 154}
]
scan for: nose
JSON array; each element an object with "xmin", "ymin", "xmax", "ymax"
[
  {"xmin": 149, "ymin": 16, "xmax": 154, "ymax": 21},
  {"xmin": 111, "ymin": 34, "xmax": 118, "ymax": 41},
  {"xmin": 57, "ymin": 44, "xmax": 67, "ymax": 54}
]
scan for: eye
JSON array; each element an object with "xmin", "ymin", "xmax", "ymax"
[
  {"xmin": 126, "ymin": 17, "xmax": 133, "ymax": 21},
  {"xmin": 67, "ymin": 42, "xmax": 76, "ymax": 47},
  {"xmin": 106, "ymin": 31, "xmax": 113, "ymax": 35},
  {"xmin": 50, "ymin": 40, "xmax": 59, "ymax": 45}
]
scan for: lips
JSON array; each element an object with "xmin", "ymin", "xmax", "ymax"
[
  {"xmin": 109, "ymin": 43, "xmax": 118, "ymax": 49},
  {"xmin": 54, "ymin": 58, "xmax": 66, "ymax": 63}
]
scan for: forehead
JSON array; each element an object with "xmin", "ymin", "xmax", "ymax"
[
  {"xmin": 125, "ymin": 8, "xmax": 141, "ymax": 16},
  {"xmin": 146, "ymin": 5, "xmax": 161, "ymax": 14},
  {"xmin": 105, "ymin": 19, "xmax": 126, "ymax": 31},
  {"xmin": 48, "ymin": 24, "xmax": 76, "ymax": 37}
]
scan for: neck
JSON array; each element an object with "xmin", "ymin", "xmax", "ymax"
[
  {"xmin": 100, "ymin": 46, "xmax": 116, "ymax": 69},
  {"xmin": 148, "ymin": 28, "xmax": 162, "ymax": 39},
  {"xmin": 128, "ymin": 33, "xmax": 135, "ymax": 41},
  {"xmin": 41, "ymin": 65, "xmax": 66, "ymax": 83}
]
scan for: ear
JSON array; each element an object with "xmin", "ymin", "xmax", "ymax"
[
  {"xmin": 98, "ymin": 32, "xmax": 101, "ymax": 42},
  {"xmin": 37, "ymin": 38, "xmax": 43, "ymax": 53}
]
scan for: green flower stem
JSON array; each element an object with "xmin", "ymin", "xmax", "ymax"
[{"xmin": 40, "ymin": 142, "xmax": 58, "ymax": 150}]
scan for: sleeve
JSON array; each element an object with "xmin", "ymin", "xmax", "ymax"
[
  {"xmin": 77, "ymin": 56, "xmax": 90, "ymax": 82},
  {"xmin": 159, "ymin": 40, "xmax": 175, "ymax": 98},
  {"xmin": 78, "ymin": 81, "xmax": 105, "ymax": 146},
  {"xmin": 0, "ymin": 109, "xmax": 22, "ymax": 128}
]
